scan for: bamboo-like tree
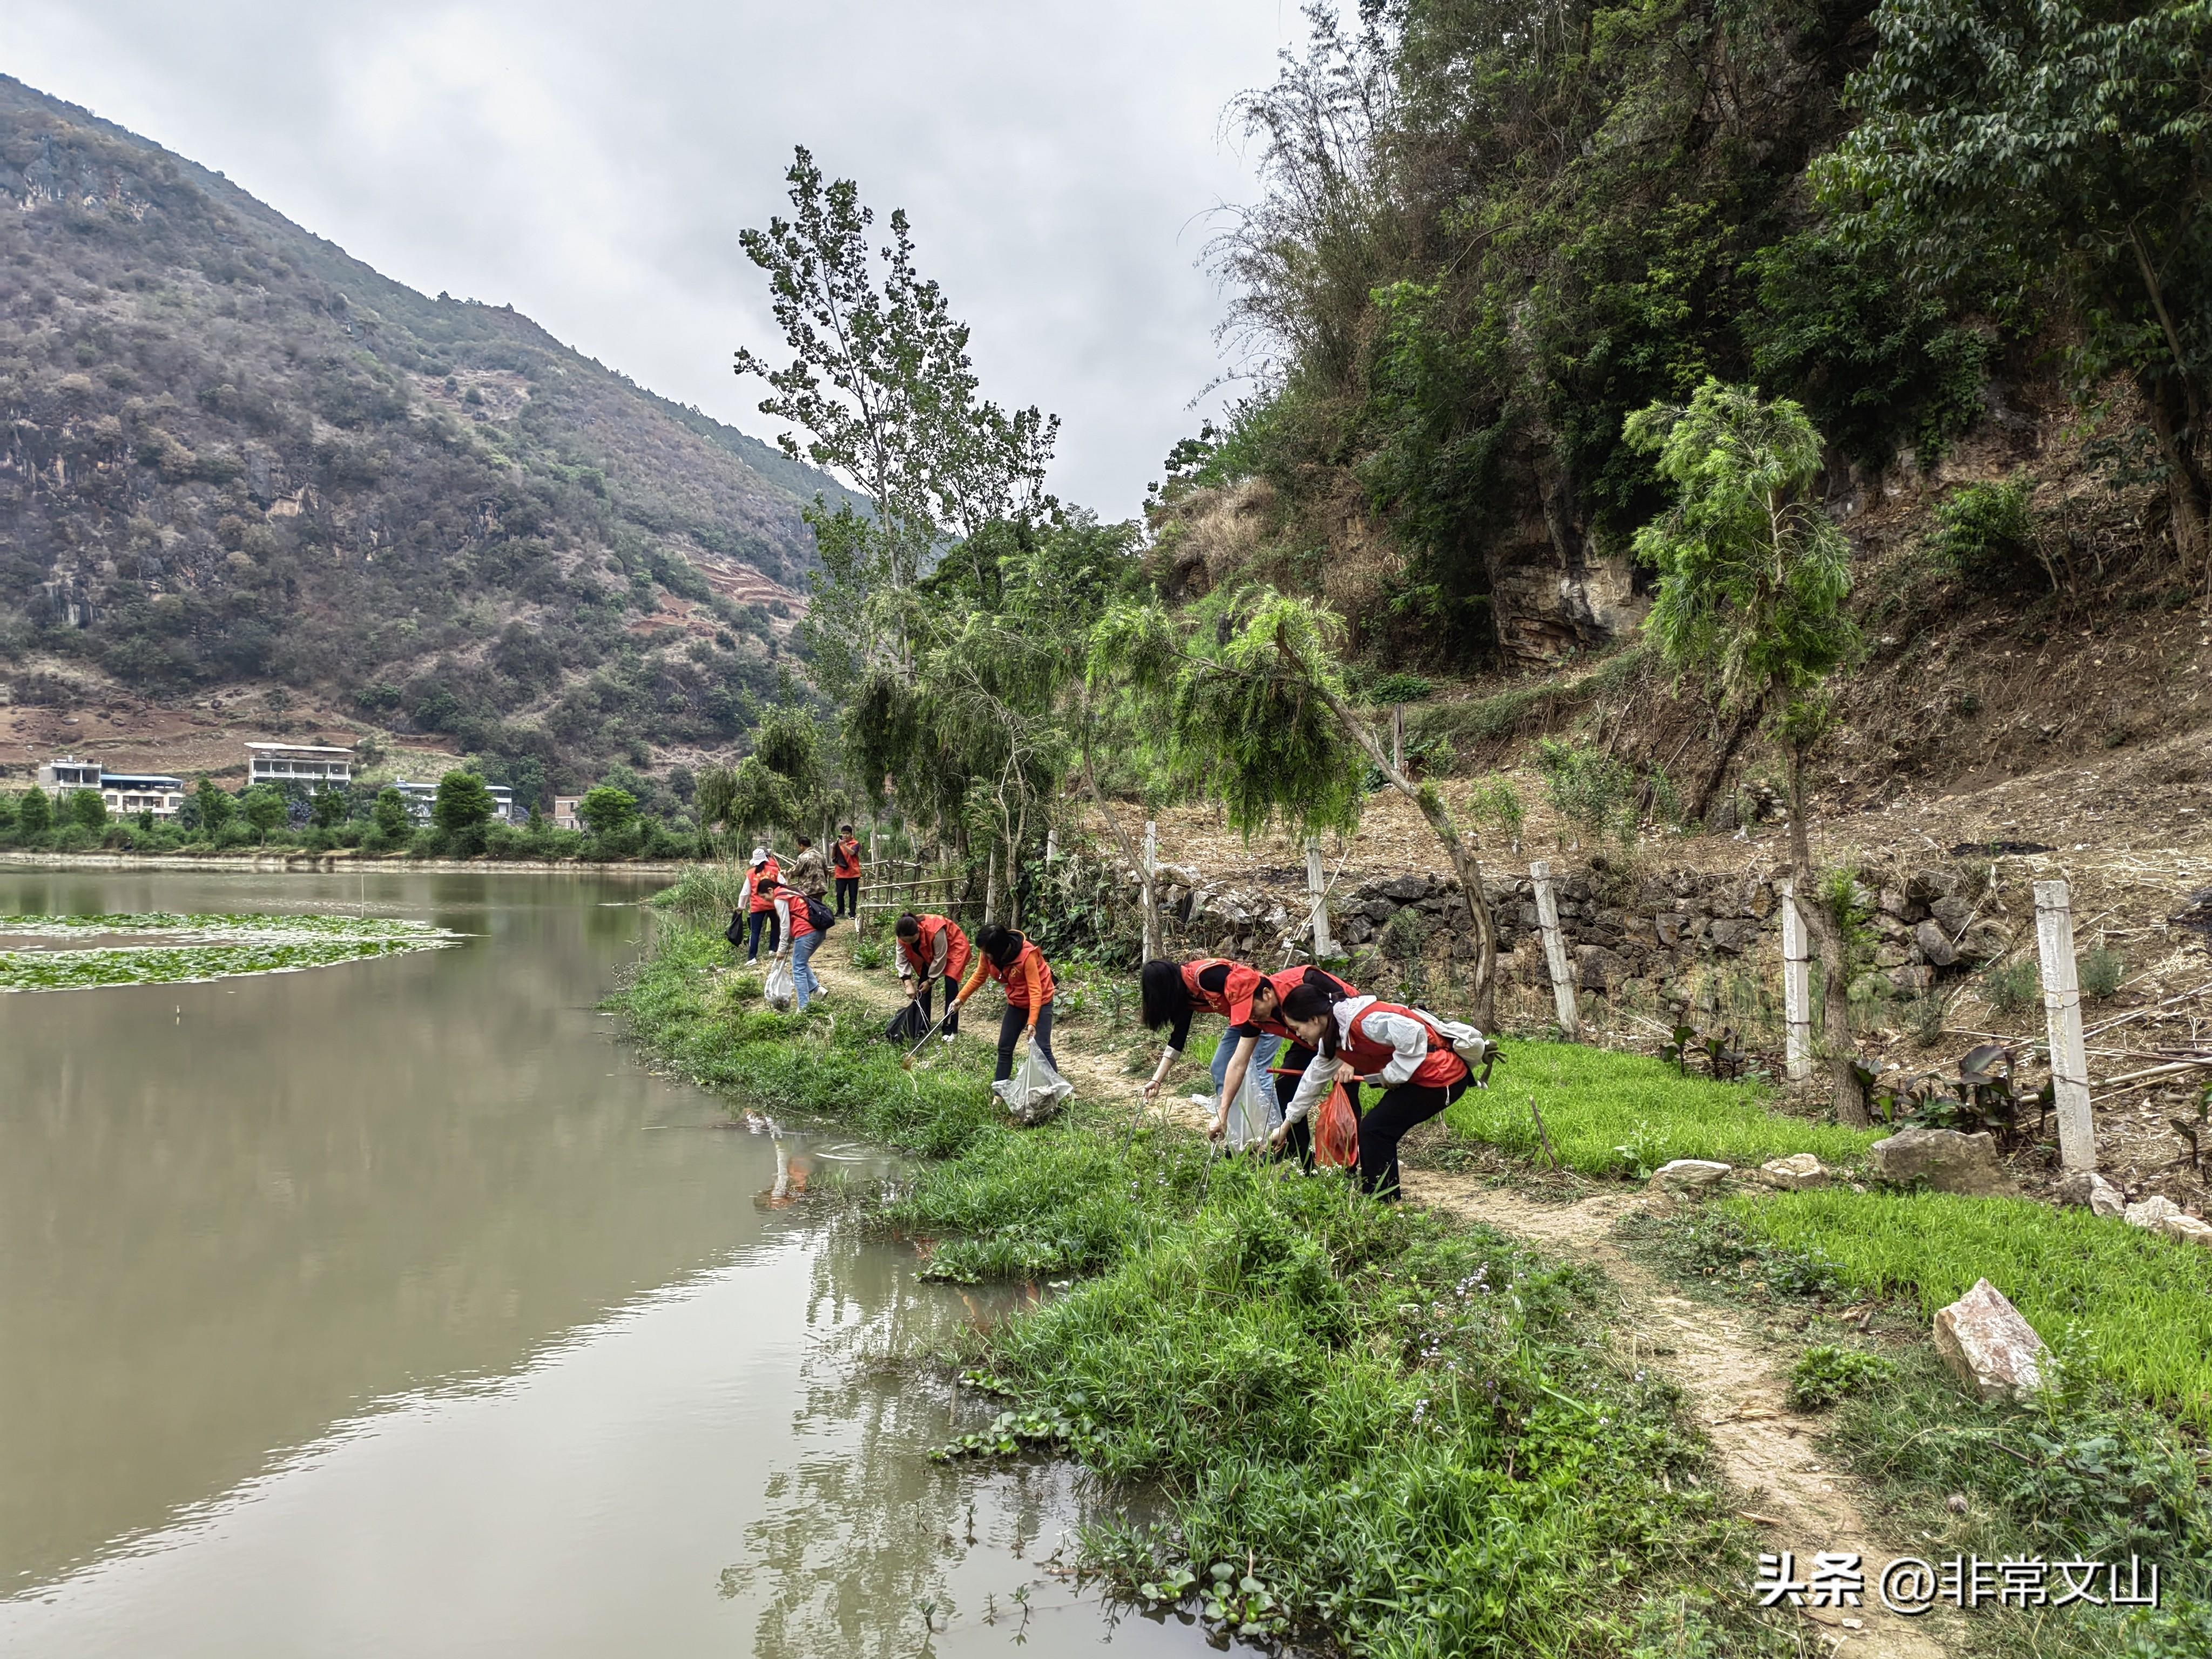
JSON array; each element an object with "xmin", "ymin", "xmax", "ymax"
[
  {"xmin": 1625, "ymin": 379, "xmax": 1866, "ymax": 1122},
  {"xmin": 1092, "ymin": 587, "xmax": 1503, "ymax": 1028}
]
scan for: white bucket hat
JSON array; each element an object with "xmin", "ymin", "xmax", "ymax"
[{"xmin": 750, "ymin": 846, "xmax": 768, "ymax": 865}]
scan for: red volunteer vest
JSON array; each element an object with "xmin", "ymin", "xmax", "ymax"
[
  {"xmin": 1341, "ymin": 1001, "xmax": 1467, "ymax": 1090},
  {"xmin": 832, "ymin": 839, "xmax": 861, "ymax": 879},
  {"xmin": 748, "ymin": 858, "xmax": 780, "ymax": 913},
  {"xmin": 899, "ymin": 914, "xmax": 972, "ymax": 982},
  {"xmin": 1241, "ymin": 966, "xmax": 1357, "ymax": 1039},
  {"xmin": 775, "ymin": 885, "xmax": 816, "ymax": 941},
  {"xmin": 982, "ymin": 939, "xmax": 1056, "ymax": 1009},
  {"xmin": 1179, "ymin": 957, "xmax": 1244, "ymax": 1019}
]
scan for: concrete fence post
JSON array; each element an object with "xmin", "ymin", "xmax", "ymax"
[
  {"xmin": 1306, "ymin": 837, "xmax": 1334, "ymax": 960},
  {"xmin": 1530, "ymin": 860, "xmax": 1580, "ymax": 1039},
  {"xmin": 2034, "ymin": 879, "xmax": 2097, "ymax": 1172},
  {"xmin": 1391, "ymin": 704, "xmax": 1405, "ymax": 775},
  {"xmin": 1780, "ymin": 876, "xmax": 1812, "ymax": 1084},
  {"xmin": 1141, "ymin": 820, "xmax": 1158, "ymax": 961}
]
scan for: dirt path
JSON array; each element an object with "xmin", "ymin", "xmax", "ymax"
[{"xmin": 1401, "ymin": 1172, "xmax": 1958, "ymax": 1658}]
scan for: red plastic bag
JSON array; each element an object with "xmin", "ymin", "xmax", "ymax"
[{"xmin": 1313, "ymin": 1081, "xmax": 1360, "ymax": 1170}]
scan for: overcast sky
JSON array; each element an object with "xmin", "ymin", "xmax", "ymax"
[{"xmin": 0, "ymin": 1, "xmax": 1317, "ymax": 517}]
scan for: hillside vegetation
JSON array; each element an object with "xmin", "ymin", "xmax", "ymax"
[{"xmin": 0, "ymin": 75, "xmax": 863, "ymax": 792}]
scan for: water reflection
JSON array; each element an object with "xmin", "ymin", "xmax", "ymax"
[{"xmin": 0, "ymin": 871, "xmax": 1210, "ymax": 1658}]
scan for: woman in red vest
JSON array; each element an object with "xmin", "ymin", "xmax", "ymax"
[
  {"xmin": 767, "ymin": 877, "xmax": 823, "ymax": 1011},
  {"xmin": 1273, "ymin": 981, "xmax": 1472, "ymax": 1198},
  {"xmin": 1209, "ymin": 963, "xmax": 1360, "ymax": 1166},
  {"xmin": 894, "ymin": 911, "xmax": 971, "ymax": 1039},
  {"xmin": 952, "ymin": 923, "xmax": 1057, "ymax": 1084},
  {"xmin": 832, "ymin": 824, "xmax": 863, "ymax": 917},
  {"xmin": 742, "ymin": 845, "xmax": 781, "ymax": 963},
  {"xmin": 1139, "ymin": 957, "xmax": 1282, "ymax": 1122}
]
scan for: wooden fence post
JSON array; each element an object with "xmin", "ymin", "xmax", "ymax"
[
  {"xmin": 2034, "ymin": 879, "xmax": 2097, "ymax": 1172},
  {"xmin": 1780, "ymin": 876, "xmax": 1812, "ymax": 1084},
  {"xmin": 1306, "ymin": 837, "xmax": 1334, "ymax": 960},
  {"xmin": 1530, "ymin": 860, "xmax": 1580, "ymax": 1038}
]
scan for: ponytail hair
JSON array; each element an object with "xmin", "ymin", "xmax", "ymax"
[
  {"xmin": 894, "ymin": 912, "xmax": 921, "ymax": 941},
  {"xmin": 1280, "ymin": 981, "xmax": 1346, "ymax": 1058},
  {"xmin": 1139, "ymin": 960, "xmax": 1190, "ymax": 1033}
]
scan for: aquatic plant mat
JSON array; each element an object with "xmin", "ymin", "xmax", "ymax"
[
  {"xmin": 0, "ymin": 912, "xmax": 460, "ymax": 991},
  {"xmin": 614, "ymin": 921, "xmax": 1793, "ymax": 1655}
]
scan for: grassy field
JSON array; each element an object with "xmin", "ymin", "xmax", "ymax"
[
  {"xmin": 1722, "ymin": 1189, "xmax": 2212, "ymax": 1429},
  {"xmin": 1446, "ymin": 1038, "xmax": 1883, "ymax": 1175},
  {"xmin": 615, "ymin": 917, "xmax": 1786, "ymax": 1655}
]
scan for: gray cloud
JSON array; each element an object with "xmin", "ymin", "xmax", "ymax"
[{"xmin": 1, "ymin": 1, "xmax": 1309, "ymax": 516}]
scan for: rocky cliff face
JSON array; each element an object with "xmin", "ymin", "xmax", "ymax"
[{"xmin": 0, "ymin": 75, "xmax": 860, "ymax": 787}]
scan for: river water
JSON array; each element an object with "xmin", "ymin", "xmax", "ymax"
[{"xmin": 0, "ymin": 871, "xmax": 1204, "ymax": 1658}]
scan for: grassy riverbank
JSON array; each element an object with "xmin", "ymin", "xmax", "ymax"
[{"xmin": 613, "ymin": 918, "xmax": 1786, "ymax": 1654}]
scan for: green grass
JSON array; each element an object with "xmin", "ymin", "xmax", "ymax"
[
  {"xmin": 1725, "ymin": 1189, "xmax": 2212, "ymax": 1429},
  {"xmin": 612, "ymin": 921, "xmax": 1003, "ymax": 1157},
  {"xmin": 1446, "ymin": 1040, "xmax": 1883, "ymax": 1176},
  {"xmin": 617, "ymin": 918, "xmax": 1788, "ymax": 1655}
]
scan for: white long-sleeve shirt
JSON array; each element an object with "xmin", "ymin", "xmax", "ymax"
[{"xmin": 1280, "ymin": 996, "xmax": 1433, "ymax": 1125}]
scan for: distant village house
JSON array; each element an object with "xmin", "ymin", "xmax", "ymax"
[
  {"xmin": 34, "ymin": 757, "xmax": 187, "ymax": 818},
  {"xmin": 246, "ymin": 743, "xmax": 354, "ymax": 790}
]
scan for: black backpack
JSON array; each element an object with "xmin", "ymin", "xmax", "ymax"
[{"xmin": 805, "ymin": 892, "xmax": 837, "ymax": 933}]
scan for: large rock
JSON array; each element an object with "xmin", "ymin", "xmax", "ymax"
[
  {"xmin": 2055, "ymin": 1170, "xmax": 2125, "ymax": 1217},
  {"xmin": 1933, "ymin": 1279, "xmax": 2049, "ymax": 1402},
  {"xmin": 1929, "ymin": 893, "xmax": 1975, "ymax": 935},
  {"xmin": 1575, "ymin": 944, "xmax": 1628, "ymax": 991},
  {"xmin": 1378, "ymin": 873, "xmax": 1430, "ymax": 902},
  {"xmin": 2156, "ymin": 1212, "xmax": 2212, "ymax": 1247},
  {"xmin": 1708, "ymin": 918, "xmax": 1759, "ymax": 954},
  {"xmin": 1758, "ymin": 1153, "xmax": 1830, "ymax": 1191},
  {"xmin": 1650, "ymin": 1158, "xmax": 1731, "ymax": 1192},
  {"xmin": 1914, "ymin": 919, "xmax": 1958, "ymax": 969},
  {"xmin": 1869, "ymin": 1127, "xmax": 2019, "ymax": 1196},
  {"xmin": 2125, "ymin": 1195, "xmax": 2184, "ymax": 1230}
]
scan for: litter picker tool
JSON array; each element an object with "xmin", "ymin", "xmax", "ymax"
[{"xmin": 899, "ymin": 1010, "xmax": 952, "ymax": 1070}]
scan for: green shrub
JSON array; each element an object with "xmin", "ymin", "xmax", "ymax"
[
  {"xmin": 1981, "ymin": 957, "xmax": 2039, "ymax": 1015},
  {"xmin": 1535, "ymin": 737, "xmax": 1636, "ymax": 849},
  {"xmin": 2080, "ymin": 947, "xmax": 2126, "ymax": 1001},
  {"xmin": 1786, "ymin": 1344, "xmax": 1898, "ymax": 1410},
  {"xmin": 1931, "ymin": 479, "xmax": 2042, "ymax": 593},
  {"xmin": 1469, "ymin": 773, "xmax": 1525, "ymax": 849}
]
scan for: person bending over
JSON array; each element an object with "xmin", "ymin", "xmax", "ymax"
[
  {"xmin": 768, "ymin": 878, "xmax": 824, "ymax": 1012},
  {"xmin": 894, "ymin": 911, "xmax": 970, "ymax": 1040},
  {"xmin": 1273, "ymin": 982, "xmax": 1473, "ymax": 1199},
  {"xmin": 1205, "ymin": 963, "xmax": 1361, "ymax": 1168},
  {"xmin": 953, "ymin": 923, "xmax": 1058, "ymax": 1084},
  {"xmin": 1139, "ymin": 957, "xmax": 1282, "ymax": 1119}
]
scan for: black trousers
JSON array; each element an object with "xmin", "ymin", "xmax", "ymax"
[
  {"xmin": 913, "ymin": 975, "xmax": 960, "ymax": 1038},
  {"xmin": 745, "ymin": 909, "xmax": 781, "ymax": 961},
  {"xmin": 1359, "ymin": 1075, "xmax": 1471, "ymax": 1198},
  {"xmin": 834, "ymin": 876, "xmax": 859, "ymax": 916},
  {"xmin": 1272, "ymin": 1043, "xmax": 1359, "ymax": 1171},
  {"xmin": 995, "ymin": 1000, "xmax": 1056, "ymax": 1083}
]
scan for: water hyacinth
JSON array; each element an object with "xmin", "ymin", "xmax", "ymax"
[{"xmin": 0, "ymin": 913, "xmax": 460, "ymax": 992}]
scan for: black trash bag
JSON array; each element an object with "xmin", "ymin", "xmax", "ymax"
[
  {"xmin": 724, "ymin": 910, "xmax": 746, "ymax": 952},
  {"xmin": 884, "ymin": 1000, "xmax": 928, "ymax": 1046}
]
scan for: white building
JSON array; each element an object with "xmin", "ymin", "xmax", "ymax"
[
  {"xmin": 246, "ymin": 743, "xmax": 354, "ymax": 790},
  {"xmin": 32, "ymin": 757, "xmax": 186, "ymax": 818},
  {"xmin": 390, "ymin": 778, "xmax": 517, "ymax": 825}
]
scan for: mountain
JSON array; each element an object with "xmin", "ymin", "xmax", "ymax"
[{"xmin": 0, "ymin": 74, "xmax": 862, "ymax": 798}]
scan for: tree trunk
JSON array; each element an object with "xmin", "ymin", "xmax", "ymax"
[
  {"xmin": 1689, "ymin": 702, "xmax": 1760, "ymax": 825},
  {"xmin": 2142, "ymin": 383, "xmax": 2212, "ymax": 589},
  {"xmin": 1314, "ymin": 683, "xmax": 1499, "ymax": 1029},
  {"xmin": 1787, "ymin": 745, "xmax": 1868, "ymax": 1127}
]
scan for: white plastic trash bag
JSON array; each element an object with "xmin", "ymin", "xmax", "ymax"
[
  {"xmin": 1223, "ymin": 1053, "xmax": 1283, "ymax": 1152},
  {"xmin": 993, "ymin": 1039, "xmax": 1073, "ymax": 1122},
  {"xmin": 763, "ymin": 958, "xmax": 796, "ymax": 1012}
]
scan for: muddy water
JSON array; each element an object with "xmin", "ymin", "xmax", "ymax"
[{"xmin": 0, "ymin": 871, "xmax": 1205, "ymax": 1657}]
